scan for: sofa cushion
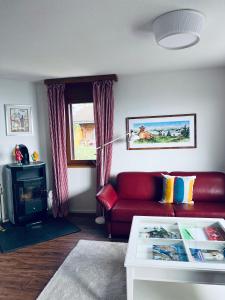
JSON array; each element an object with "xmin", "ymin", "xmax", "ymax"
[
  {"xmin": 117, "ymin": 172, "xmax": 167, "ymax": 201},
  {"xmin": 111, "ymin": 200, "xmax": 175, "ymax": 222},
  {"xmin": 174, "ymin": 202, "xmax": 225, "ymax": 218},
  {"xmin": 170, "ymin": 172, "xmax": 225, "ymax": 202}
]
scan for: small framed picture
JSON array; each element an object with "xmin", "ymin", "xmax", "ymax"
[
  {"xmin": 126, "ymin": 113, "xmax": 196, "ymax": 150},
  {"xmin": 5, "ymin": 104, "xmax": 33, "ymax": 136}
]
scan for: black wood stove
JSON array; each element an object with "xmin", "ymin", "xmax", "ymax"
[{"xmin": 5, "ymin": 162, "xmax": 47, "ymax": 224}]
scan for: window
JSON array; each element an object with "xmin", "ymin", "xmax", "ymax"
[
  {"xmin": 70, "ymin": 102, "xmax": 96, "ymax": 160},
  {"xmin": 65, "ymin": 82, "xmax": 96, "ymax": 167},
  {"xmin": 45, "ymin": 75, "xmax": 117, "ymax": 167}
]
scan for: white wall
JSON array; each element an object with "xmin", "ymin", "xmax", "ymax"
[
  {"xmin": 0, "ymin": 79, "xmax": 40, "ymax": 170},
  {"xmin": 68, "ymin": 67, "xmax": 225, "ymax": 212},
  {"xmin": 0, "ymin": 68, "xmax": 224, "ymax": 214},
  {"xmin": 68, "ymin": 168, "xmax": 96, "ymax": 213},
  {"xmin": 111, "ymin": 68, "xmax": 225, "ymax": 174},
  {"xmin": 36, "ymin": 67, "xmax": 225, "ymax": 213},
  {"xmin": 0, "ymin": 78, "xmax": 41, "ymax": 219}
]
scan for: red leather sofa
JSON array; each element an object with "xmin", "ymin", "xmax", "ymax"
[{"xmin": 96, "ymin": 171, "xmax": 225, "ymax": 237}]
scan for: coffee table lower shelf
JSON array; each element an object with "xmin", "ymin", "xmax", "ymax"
[{"xmin": 126, "ymin": 265, "xmax": 225, "ymax": 300}]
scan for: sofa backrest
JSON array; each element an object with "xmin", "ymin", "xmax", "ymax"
[
  {"xmin": 171, "ymin": 172, "xmax": 225, "ymax": 202},
  {"xmin": 117, "ymin": 172, "xmax": 167, "ymax": 201}
]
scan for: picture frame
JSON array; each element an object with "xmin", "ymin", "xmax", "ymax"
[
  {"xmin": 126, "ymin": 114, "xmax": 196, "ymax": 150},
  {"xmin": 5, "ymin": 104, "xmax": 33, "ymax": 136}
]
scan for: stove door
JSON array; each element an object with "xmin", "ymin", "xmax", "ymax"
[{"xmin": 13, "ymin": 178, "xmax": 47, "ymax": 223}]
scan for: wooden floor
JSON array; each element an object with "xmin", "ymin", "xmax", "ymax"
[{"xmin": 0, "ymin": 214, "xmax": 127, "ymax": 300}]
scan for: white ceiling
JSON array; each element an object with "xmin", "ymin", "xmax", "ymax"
[{"xmin": 0, "ymin": 0, "xmax": 225, "ymax": 81}]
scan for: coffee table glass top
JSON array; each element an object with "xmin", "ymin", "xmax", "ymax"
[{"xmin": 125, "ymin": 216, "xmax": 225, "ymax": 270}]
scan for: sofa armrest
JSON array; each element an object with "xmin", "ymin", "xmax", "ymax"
[{"xmin": 96, "ymin": 184, "xmax": 118, "ymax": 211}]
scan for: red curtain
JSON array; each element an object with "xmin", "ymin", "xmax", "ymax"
[
  {"xmin": 93, "ymin": 80, "xmax": 114, "ymax": 193},
  {"xmin": 47, "ymin": 84, "xmax": 69, "ymax": 217}
]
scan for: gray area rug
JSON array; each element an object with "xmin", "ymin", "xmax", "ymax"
[{"xmin": 37, "ymin": 240, "xmax": 127, "ymax": 300}]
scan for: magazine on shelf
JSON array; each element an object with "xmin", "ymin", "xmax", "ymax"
[
  {"xmin": 190, "ymin": 248, "xmax": 225, "ymax": 262},
  {"xmin": 204, "ymin": 222, "xmax": 225, "ymax": 241},
  {"xmin": 139, "ymin": 226, "xmax": 181, "ymax": 239},
  {"xmin": 152, "ymin": 242, "xmax": 188, "ymax": 262}
]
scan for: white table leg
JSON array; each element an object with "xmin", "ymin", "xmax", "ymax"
[{"xmin": 126, "ymin": 268, "xmax": 134, "ymax": 300}]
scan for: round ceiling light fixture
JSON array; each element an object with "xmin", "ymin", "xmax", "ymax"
[{"xmin": 153, "ymin": 9, "xmax": 205, "ymax": 50}]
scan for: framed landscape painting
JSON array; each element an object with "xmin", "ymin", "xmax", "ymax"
[
  {"xmin": 5, "ymin": 104, "xmax": 33, "ymax": 135},
  {"xmin": 126, "ymin": 114, "xmax": 196, "ymax": 150}
]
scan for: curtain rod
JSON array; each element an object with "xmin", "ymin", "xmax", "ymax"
[{"xmin": 44, "ymin": 74, "xmax": 118, "ymax": 85}]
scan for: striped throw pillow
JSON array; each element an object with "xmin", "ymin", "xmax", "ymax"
[
  {"xmin": 161, "ymin": 174, "xmax": 196, "ymax": 204},
  {"xmin": 161, "ymin": 174, "xmax": 175, "ymax": 204},
  {"xmin": 174, "ymin": 176, "xmax": 196, "ymax": 204}
]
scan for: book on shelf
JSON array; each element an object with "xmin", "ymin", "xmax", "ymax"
[
  {"xmin": 140, "ymin": 226, "xmax": 181, "ymax": 239},
  {"xmin": 190, "ymin": 248, "xmax": 225, "ymax": 262},
  {"xmin": 203, "ymin": 222, "xmax": 225, "ymax": 241},
  {"xmin": 152, "ymin": 242, "xmax": 188, "ymax": 262}
]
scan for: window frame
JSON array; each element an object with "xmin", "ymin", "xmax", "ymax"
[{"xmin": 65, "ymin": 84, "xmax": 96, "ymax": 168}]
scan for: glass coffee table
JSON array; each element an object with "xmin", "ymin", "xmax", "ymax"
[{"xmin": 124, "ymin": 216, "xmax": 225, "ymax": 300}]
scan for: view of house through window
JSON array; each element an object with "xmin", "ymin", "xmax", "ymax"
[{"xmin": 71, "ymin": 103, "xmax": 96, "ymax": 160}]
